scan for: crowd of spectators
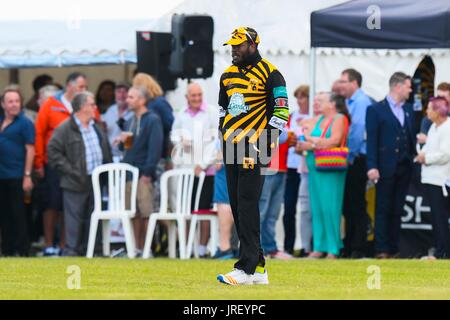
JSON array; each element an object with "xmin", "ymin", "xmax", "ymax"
[{"xmin": 0, "ymin": 70, "xmax": 449, "ymax": 259}]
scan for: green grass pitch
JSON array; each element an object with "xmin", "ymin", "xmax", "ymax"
[{"xmin": 1, "ymin": 258, "xmax": 449, "ymax": 299}]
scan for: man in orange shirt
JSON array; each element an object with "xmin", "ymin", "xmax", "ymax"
[{"xmin": 34, "ymin": 72, "xmax": 88, "ymax": 256}]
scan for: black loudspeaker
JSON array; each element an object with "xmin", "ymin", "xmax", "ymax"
[
  {"xmin": 136, "ymin": 31, "xmax": 177, "ymax": 92},
  {"xmin": 170, "ymin": 14, "xmax": 214, "ymax": 79}
]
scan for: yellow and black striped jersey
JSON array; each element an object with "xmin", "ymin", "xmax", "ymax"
[{"xmin": 218, "ymin": 54, "xmax": 289, "ymax": 145}]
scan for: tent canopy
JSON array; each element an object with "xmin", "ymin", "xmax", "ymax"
[
  {"xmin": 0, "ymin": 20, "xmax": 147, "ymax": 68},
  {"xmin": 150, "ymin": 0, "xmax": 449, "ymax": 111},
  {"xmin": 0, "ymin": 0, "xmax": 185, "ymax": 68},
  {"xmin": 311, "ymin": 0, "xmax": 450, "ymax": 49}
]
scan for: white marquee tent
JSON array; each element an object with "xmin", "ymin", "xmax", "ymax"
[{"xmin": 0, "ymin": 0, "xmax": 185, "ymax": 68}]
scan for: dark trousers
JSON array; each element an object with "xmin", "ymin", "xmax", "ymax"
[
  {"xmin": 283, "ymin": 168, "xmax": 300, "ymax": 253},
  {"xmin": 224, "ymin": 162, "xmax": 265, "ymax": 274},
  {"xmin": 374, "ymin": 162, "xmax": 412, "ymax": 255},
  {"xmin": 424, "ymin": 184, "xmax": 450, "ymax": 259},
  {"xmin": 343, "ymin": 155, "xmax": 368, "ymax": 255},
  {"xmin": 62, "ymin": 185, "xmax": 94, "ymax": 256},
  {"xmin": 225, "ymin": 164, "xmax": 265, "ymax": 274},
  {"xmin": 0, "ymin": 179, "xmax": 29, "ymax": 256}
]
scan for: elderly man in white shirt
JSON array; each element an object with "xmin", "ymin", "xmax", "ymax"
[
  {"xmin": 416, "ymin": 96, "xmax": 450, "ymax": 259},
  {"xmin": 171, "ymin": 83, "xmax": 218, "ymax": 257}
]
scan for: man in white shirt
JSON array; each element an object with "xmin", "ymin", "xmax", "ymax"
[{"xmin": 171, "ymin": 83, "xmax": 218, "ymax": 257}]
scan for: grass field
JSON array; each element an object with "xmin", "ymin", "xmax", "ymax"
[{"xmin": 0, "ymin": 258, "xmax": 449, "ymax": 299}]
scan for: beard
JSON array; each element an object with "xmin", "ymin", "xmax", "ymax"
[{"xmin": 232, "ymin": 49, "xmax": 258, "ymax": 68}]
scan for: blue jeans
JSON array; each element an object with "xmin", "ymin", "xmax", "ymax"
[{"xmin": 259, "ymin": 172, "xmax": 286, "ymax": 254}]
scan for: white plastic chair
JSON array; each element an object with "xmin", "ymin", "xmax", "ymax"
[
  {"xmin": 142, "ymin": 168, "xmax": 204, "ymax": 259},
  {"xmin": 86, "ymin": 163, "xmax": 138, "ymax": 258}
]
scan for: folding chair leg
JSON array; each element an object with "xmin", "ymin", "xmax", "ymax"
[
  {"xmin": 142, "ymin": 216, "xmax": 157, "ymax": 259},
  {"xmin": 87, "ymin": 215, "xmax": 99, "ymax": 258},
  {"xmin": 168, "ymin": 222, "xmax": 177, "ymax": 259},
  {"xmin": 122, "ymin": 217, "xmax": 136, "ymax": 259},
  {"xmin": 102, "ymin": 220, "xmax": 110, "ymax": 257},
  {"xmin": 186, "ymin": 215, "xmax": 198, "ymax": 259},
  {"xmin": 194, "ymin": 226, "xmax": 200, "ymax": 258},
  {"xmin": 177, "ymin": 218, "xmax": 187, "ymax": 260}
]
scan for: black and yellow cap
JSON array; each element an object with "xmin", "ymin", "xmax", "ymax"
[{"xmin": 223, "ymin": 27, "xmax": 260, "ymax": 46}]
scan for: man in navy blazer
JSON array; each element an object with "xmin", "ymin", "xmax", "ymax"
[{"xmin": 366, "ymin": 72, "xmax": 415, "ymax": 259}]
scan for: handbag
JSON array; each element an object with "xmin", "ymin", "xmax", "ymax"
[{"xmin": 314, "ymin": 116, "xmax": 349, "ymax": 171}]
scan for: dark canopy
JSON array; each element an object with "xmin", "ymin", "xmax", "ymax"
[{"xmin": 311, "ymin": 0, "xmax": 450, "ymax": 49}]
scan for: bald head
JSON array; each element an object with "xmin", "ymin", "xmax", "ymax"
[
  {"xmin": 186, "ymin": 82, "xmax": 203, "ymax": 111},
  {"xmin": 187, "ymin": 82, "xmax": 202, "ymax": 94},
  {"xmin": 332, "ymin": 80, "xmax": 343, "ymax": 95}
]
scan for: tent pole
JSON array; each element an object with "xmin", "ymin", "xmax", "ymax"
[{"xmin": 309, "ymin": 47, "xmax": 316, "ymax": 118}]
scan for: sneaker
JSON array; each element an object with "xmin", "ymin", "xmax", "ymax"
[
  {"xmin": 350, "ymin": 251, "xmax": 366, "ymax": 259},
  {"xmin": 420, "ymin": 255, "xmax": 437, "ymax": 260},
  {"xmin": 252, "ymin": 267, "xmax": 269, "ymax": 285},
  {"xmin": 375, "ymin": 253, "xmax": 390, "ymax": 259},
  {"xmin": 269, "ymin": 251, "xmax": 293, "ymax": 260},
  {"xmin": 111, "ymin": 247, "xmax": 127, "ymax": 258},
  {"xmin": 285, "ymin": 249, "xmax": 294, "ymax": 255},
  {"xmin": 217, "ymin": 269, "xmax": 253, "ymax": 285},
  {"xmin": 297, "ymin": 249, "xmax": 310, "ymax": 258},
  {"xmin": 135, "ymin": 249, "xmax": 143, "ymax": 258},
  {"xmin": 54, "ymin": 247, "xmax": 61, "ymax": 256},
  {"xmin": 42, "ymin": 246, "xmax": 59, "ymax": 257},
  {"xmin": 213, "ymin": 249, "xmax": 234, "ymax": 260}
]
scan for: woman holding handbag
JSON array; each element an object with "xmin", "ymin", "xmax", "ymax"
[{"xmin": 297, "ymin": 92, "xmax": 351, "ymax": 259}]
